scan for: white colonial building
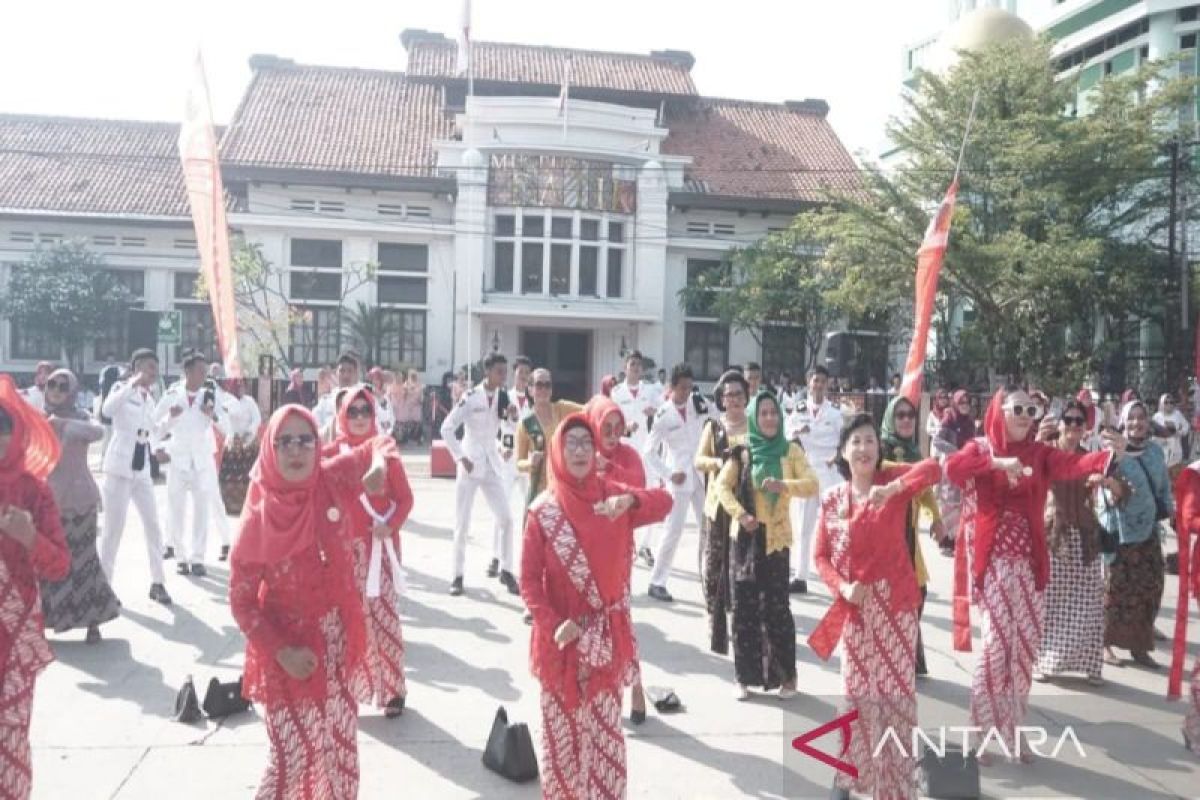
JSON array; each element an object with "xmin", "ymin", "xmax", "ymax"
[{"xmin": 0, "ymin": 32, "xmax": 858, "ymax": 400}]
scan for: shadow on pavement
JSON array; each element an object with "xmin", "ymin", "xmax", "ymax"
[
  {"xmin": 403, "ymin": 639, "xmax": 520, "ymax": 702},
  {"xmin": 51, "ymin": 638, "xmax": 175, "ymax": 719}
]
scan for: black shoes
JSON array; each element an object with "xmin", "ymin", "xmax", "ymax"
[
  {"xmin": 163, "ymin": 546, "xmax": 175, "ymax": 560},
  {"xmin": 176, "ymin": 562, "xmax": 191, "ymax": 576},
  {"xmin": 486, "ymin": 558, "xmax": 500, "ymax": 578},
  {"xmin": 149, "ymin": 583, "xmax": 173, "ymax": 605},
  {"xmin": 191, "ymin": 563, "xmax": 207, "ymax": 578},
  {"xmin": 637, "ymin": 547, "xmax": 655, "ymax": 568},
  {"xmin": 648, "ymin": 585, "xmax": 673, "ymax": 602},
  {"xmin": 523, "ymin": 611, "xmax": 534, "ymax": 625},
  {"xmin": 85, "ymin": 624, "xmax": 101, "ymax": 645},
  {"xmin": 449, "ymin": 576, "xmax": 464, "ymax": 596},
  {"xmin": 788, "ymin": 579, "xmax": 808, "ymax": 595},
  {"xmin": 384, "ymin": 696, "xmax": 405, "ymax": 719},
  {"xmin": 630, "ymin": 708, "xmax": 646, "ymax": 725},
  {"xmin": 499, "ymin": 570, "xmax": 520, "ymax": 595},
  {"xmin": 219, "ymin": 546, "xmax": 230, "ymax": 562}
]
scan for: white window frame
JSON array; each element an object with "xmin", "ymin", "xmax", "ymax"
[{"xmin": 489, "ymin": 208, "xmax": 631, "ymax": 300}]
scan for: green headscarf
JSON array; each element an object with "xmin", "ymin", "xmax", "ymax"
[
  {"xmin": 880, "ymin": 395, "xmax": 921, "ymax": 464},
  {"xmin": 748, "ymin": 391, "xmax": 790, "ymax": 509}
]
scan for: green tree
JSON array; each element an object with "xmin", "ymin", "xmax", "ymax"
[
  {"xmin": 792, "ymin": 37, "xmax": 1197, "ymax": 394},
  {"xmin": 342, "ymin": 300, "xmax": 400, "ymax": 368},
  {"xmin": 0, "ymin": 240, "xmax": 132, "ymax": 374},
  {"xmin": 677, "ymin": 228, "xmax": 840, "ymax": 376}
]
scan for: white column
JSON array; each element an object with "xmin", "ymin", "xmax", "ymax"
[
  {"xmin": 454, "ymin": 146, "xmax": 489, "ymax": 372},
  {"xmin": 634, "ymin": 160, "xmax": 669, "ymax": 366}
]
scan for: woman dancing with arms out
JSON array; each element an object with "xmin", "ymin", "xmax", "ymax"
[
  {"xmin": 0, "ymin": 375, "xmax": 69, "ymax": 800},
  {"xmin": 520, "ymin": 413, "xmax": 671, "ymax": 800},
  {"xmin": 947, "ymin": 387, "xmax": 1122, "ymax": 766},
  {"xmin": 230, "ymin": 405, "xmax": 397, "ymax": 799},
  {"xmin": 326, "ymin": 385, "xmax": 414, "ymax": 718},
  {"xmin": 809, "ymin": 414, "xmax": 941, "ymax": 800},
  {"xmin": 714, "ymin": 390, "xmax": 818, "ymax": 700}
]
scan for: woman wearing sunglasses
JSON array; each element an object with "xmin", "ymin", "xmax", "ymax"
[
  {"xmin": 516, "ymin": 369, "xmax": 583, "ymax": 506},
  {"xmin": 520, "ymin": 414, "xmax": 671, "ymax": 799},
  {"xmin": 0, "ymin": 375, "xmax": 68, "ymax": 800},
  {"xmin": 1035, "ymin": 400, "xmax": 1121, "ymax": 687},
  {"xmin": 946, "ymin": 387, "xmax": 1122, "ymax": 765},
  {"xmin": 1100, "ymin": 400, "xmax": 1174, "ymax": 670},
  {"xmin": 326, "ymin": 386, "xmax": 414, "ymax": 719},
  {"xmin": 880, "ymin": 395, "xmax": 946, "ymax": 678},
  {"xmin": 230, "ymin": 404, "xmax": 395, "ymax": 798},
  {"xmin": 39, "ymin": 369, "xmax": 119, "ymax": 645}
]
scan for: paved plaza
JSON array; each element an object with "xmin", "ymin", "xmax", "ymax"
[{"xmin": 27, "ymin": 451, "xmax": 1200, "ymax": 799}]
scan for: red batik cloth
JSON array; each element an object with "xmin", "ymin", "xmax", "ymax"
[
  {"xmin": 1169, "ymin": 464, "xmax": 1200, "ymax": 754},
  {"xmin": 808, "ymin": 459, "xmax": 941, "ymax": 661},
  {"xmin": 946, "ymin": 390, "xmax": 1112, "ymax": 651},
  {"xmin": 540, "ymin": 687, "xmax": 625, "ymax": 800}
]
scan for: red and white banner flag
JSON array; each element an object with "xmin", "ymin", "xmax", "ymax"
[
  {"xmin": 178, "ymin": 52, "xmax": 240, "ymax": 378},
  {"xmin": 899, "ymin": 178, "xmax": 958, "ymax": 403},
  {"xmin": 456, "ymin": 0, "xmax": 472, "ymax": 77}
]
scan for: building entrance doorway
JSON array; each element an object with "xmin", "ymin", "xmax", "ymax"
[{"xmin": 519, "ymin": 329, "xmax": 591, "ymax": 402}]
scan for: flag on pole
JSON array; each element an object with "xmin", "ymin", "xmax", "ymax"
[
  {"xmin": 898, "ymin": 178, "xmax": 959, "ymax": 404},
  {"xmin": 178, "ymin": 51, "xmax": 240, "ymax": 378},
  {"xmin": 559, "ymin": 54, "xmax": 573, "ymax": 139},
  {"xmin": 456, "ymin": 0, "xmax": 472, "ymax": 77}
]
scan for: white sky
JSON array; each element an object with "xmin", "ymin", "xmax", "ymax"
[{"xmin": 0, "ymin": 0, "xmax": 950, "ymax": 162}]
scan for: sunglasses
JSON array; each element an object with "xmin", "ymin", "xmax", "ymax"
[
  {"xmin": 1004, "ymin": 403, "xmax": 1044, "ymax": 420},
  {"xmin": 274, "ymin": 434, "xmax": 317, "ymax": 452},
  {"xmin": 893, "ymin": 410, "xmax": 917, "ymax": 421},
  {"xmin": 533, "ymin": 380, "xmax": 553, "ymax": 389},
  {"xmin": 1061, "ymin": 416, "xmax": 1087, "ymax": 427},
  {"xmin": 345, "ymin": 404, "xmax": 373, "ymax": 420},
  {"xmin": 46, "ymin": 379, "xmax": 70, "ymax": 392},
  {"xmin": 564, "ymin": 435, "xmax": 595, "ymax": 454}
]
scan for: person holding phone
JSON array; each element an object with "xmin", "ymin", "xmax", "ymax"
[{"xmin": 713, "ymin": 391, "xmax": 818, "ymax": 700}]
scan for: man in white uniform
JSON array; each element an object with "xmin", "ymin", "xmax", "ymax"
[
  {"xmin": 786, "ymin": 365, "xmax": 843, "ymax": 593},
  {"xmin": 99, "ymin": 348, "xmax": 172, "ymax": 604},
  {"xmin": 644, "ymin": 363, "xmax": 708, "ymax": 602},
  {"xmin": 154, "ymin": 351, "xmax": 225, "ymax": 577},
  {"xmin": 610, "ymin": 350, "xmax": 662, "ymax": 565},
  {"xmin": 492, "ymin": 355, "xmax": 532, "ymax": 579},
  {"xmin": 440, "ymin": 352, "xmax": 518, "ymax": 597}
]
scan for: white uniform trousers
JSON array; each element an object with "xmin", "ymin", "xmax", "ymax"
[
  {"xmin": 453, "ymin": 465, "xmax": 515, "ymax": 579},
  {"xmin": 649, "ymin": 487, "xmax": 705, "ymax": 589},
  {"xmin": 100, "ymin": 472, "xmax": 166, "ymax": 584},
  {"xmin": 165, "ymin": 462, "xmax": 221, "ymax": 564},
  {"xmin": 790, "ymin": 465, "xmax": 840, "ymax": 581},
  {"xmin": 493, "ymin": 459, "xmax": 526, "ymax": 565}
]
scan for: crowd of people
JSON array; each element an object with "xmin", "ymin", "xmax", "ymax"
[{"xmin": 1, "ymin": 345, "xmax": 1199, "ymax": 800}]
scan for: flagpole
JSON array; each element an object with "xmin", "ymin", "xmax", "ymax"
[{"xmin": 953, "ymin": 90, "xmax": 981, "ymax": 182}]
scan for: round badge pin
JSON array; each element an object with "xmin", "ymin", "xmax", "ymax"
[{"xmin": 327, "ymin": 507, "xmax": 341, "ymax": 523}]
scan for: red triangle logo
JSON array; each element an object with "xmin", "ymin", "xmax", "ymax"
[{"xmin": 791, "ymin": 709, "xmax": 859, "ymax": 779}]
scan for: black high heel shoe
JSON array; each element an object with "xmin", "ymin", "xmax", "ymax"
[{"xmin": 384, "ymin": 696, "xmax": 405, "ymax": 719}]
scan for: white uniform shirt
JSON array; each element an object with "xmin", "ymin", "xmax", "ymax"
[
  {"xmin": 611, "ymin": 380, "xmax": 662, "ymax": 454},
  {"xmin": 313, "ymin": 392, "xmax": 336, "ymax": 431},
  {"xmin": 375, "ymin": 394, "xmax": 396, "ymax": 435},
  {"xmin": 101, "ymin": 379, "xmax": 159, "ymax": 478},
  {"xmin": 22, "ymin": 384, "xmax": 45, "ymax": 412},
  {"xmin": 498, "ymin": 388, "xmax": 533, "ymax": 460},
  {"xmin": 787, "ymin": 397, "xmax": 843, "ymax": 479},
  {"xmin": 220, "ymin": 395, "xmax": 263, "ymax": 441},
  {"xmin": 1153, "ymin": 409, "xmax": 1191, "ymax": 467},
  {"xmin": 154, "ymin": 382, "xmax": 221, "ymax": 472},
  {"xmin": 644, "ymin": 394, "xmax": 708, "ymax": 494},
  {"xmin": 439, "ymin": 382, "xmax": 510, "ymax": 477}
]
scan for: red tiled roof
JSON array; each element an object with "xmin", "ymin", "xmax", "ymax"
[
  {"xmin": 662, "ymin": 99, "xmax": 860, "ymax": 203},
  {"xmin": 407, "ymin": 39, "xmax": 697, "ymax": 96},
  {"xmin": 221, "ymin": 62, "xmax": 453, "ymax": 178},
  {"xmin": 0, "ymin": 114, "xmax": 192, "ymax": 217}
]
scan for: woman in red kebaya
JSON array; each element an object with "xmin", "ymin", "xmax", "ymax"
[
  {"xmin": 0, "ymin": 374, "xmax": 69, "ymax": 800},
  {"xmin": 1170, "ymin": 462, "xmax": 1200, "ymax": 756},
  {"xmin": 326, "ymin": 386, "xmax": 414, "ymax": 718},
  {"xmin": 810, "ymin": 413, "xmax": 940, "ymax": 800},
  {"xmin": 520, "ymin": 414, "xmax": 671, "ymax": 799},
  {"xmin": 230, "ymin": 405, "xmax": 395, "ymax": 799},
  {"xmin": 946, "ymin": 387, "xmax": 1120, "ymax": 765}
]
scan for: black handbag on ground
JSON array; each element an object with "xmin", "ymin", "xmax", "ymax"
[
  {"xmin": 918, "ymin": 739, "xmax": 980, "ymax": 799},
  {"xmin": 203, "ymin": 676, "xmax": 251, "ymax": 719},
  {"xmin": 173, "ymin": 676, "xmax": 202, "ymax": 723},
  {"xmin": 482, "ymin": 706, "xmax": 539, "ymax": 782}
]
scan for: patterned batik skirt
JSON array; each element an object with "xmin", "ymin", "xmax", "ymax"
[
  {"xmin": 349, "ymin": 538, "xmax": 407, "ymax": 709},
  {"xmin": 40, "ymin": 508, "xmax": 121, "ymax": 632},
  {"xmin": 220, "ymin": 440, "xmax": 259, "ymax": 516},
  {"xmin": 256, "ymin": 610, "xmax": 364, "ymax": 800},
  {"xmin": 1037, "ymin": 528, "xmax": 1104, "ymax": 678},
  {"xmin": 1104, "ymin": 537, "xmax": 1165, "ymax": 653},
  {"xmin": 731, "ymin": 548, "xmax": 795, "ymax": 690},
  {"xmin": 836, "ymin": 581, "xmax": 918, "ymax": 799},
  {"xmin": 1, "ymin": 559, "xmax": 55, "ymax": 800},
  {"xmin": 540, "ymin": 688, "xmax": 625, "ymax": 800}
]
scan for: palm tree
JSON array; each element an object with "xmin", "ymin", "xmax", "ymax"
[{"xmin": 342, "ymin": 301, "xmax": 400, "ymax": 368}]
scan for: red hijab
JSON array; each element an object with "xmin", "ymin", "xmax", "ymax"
[
  {"xmin": 232, "ymin": 406, "xmax": 321, "ymax": 565},
  {"xmin": 584, "ymin": 396, "xmax": 644, "ymax": 487},
  {"xmin": 335, "ymin": 385, "xmax": 376, "ymax": 447},
  {"xmin": 0, "ymin": 373, "xmax": 60, "ymax": 482},
  {"xmin": 548, "ymin": 414, "xmax": 626, "ymax": 599}
]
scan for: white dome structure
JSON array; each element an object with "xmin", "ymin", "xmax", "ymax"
[{"xmin": 924, "ymin": 7, "xmax": 1035, "ymax": 74}]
